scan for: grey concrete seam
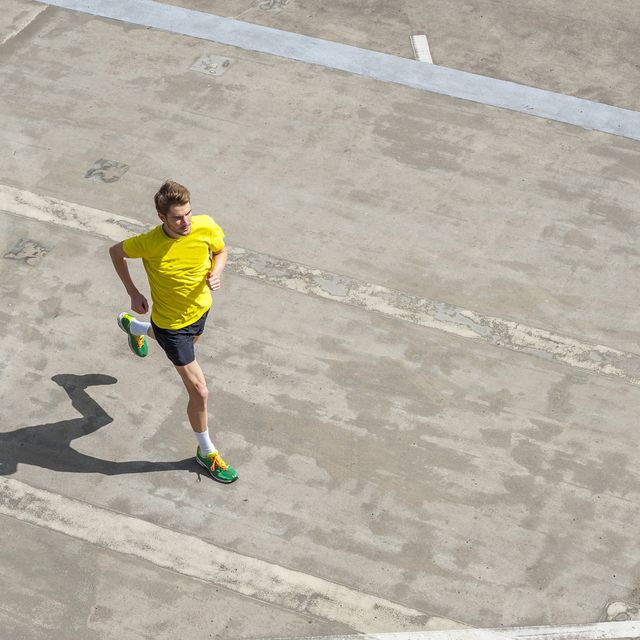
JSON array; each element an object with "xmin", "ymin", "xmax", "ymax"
[
  {"xmin": 3, "ymin": 183, "xmax": 640, "ymax": 385},
  {"xmin": 261, "ymin": 620, "xmax": 640, "ymax": 640},
  {"xmin": 0, "ymin": 477, "xmax": 465, "ymax": 633},
  {"xmin": 35, "ymin": 0, "xmax": 640, "ymax": 141}
]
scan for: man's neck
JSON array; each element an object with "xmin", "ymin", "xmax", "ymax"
[{"xmin": 162, "ymin": 223, "xmax": 180, "ymax": 239}]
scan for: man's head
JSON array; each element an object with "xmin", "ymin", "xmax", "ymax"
[{"xmin": 155, "ymin": 180, "xmax": 192, "ymax": 237}]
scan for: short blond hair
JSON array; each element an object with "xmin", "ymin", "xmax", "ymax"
[{"xmin": 154, "ymin": 180, "xmax": 191, "ymax": 215}]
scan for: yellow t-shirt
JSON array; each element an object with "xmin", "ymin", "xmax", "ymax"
[{"xmin": 122, "ymin": 215, "xmax": 225, "ymax": 329}]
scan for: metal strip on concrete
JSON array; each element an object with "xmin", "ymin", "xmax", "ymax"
[
  {"xmin": 35, "ymin": 0, "xmax": 640, "ymax": 141},
  {"xmin": 263, "ymin": 622, "xmax": 640, "ymax": 640},
  {"xmin": 3, "ymin": 183, "xmax": 640, "ymax": 386},
  {"xmin": 0, "ymin": 477, "xmax": 462, "ymax": 632}
]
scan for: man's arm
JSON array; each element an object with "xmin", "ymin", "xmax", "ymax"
[
  {"xmin": 206, "ymin": 247, "xmax": 228, "ymax": 291},
  {"xmin": 109, "ymin": 242, "xmax": 149, "ymax": 314}
]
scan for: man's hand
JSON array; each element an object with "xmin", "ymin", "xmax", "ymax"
[
  {"xmin": 206, "ymin": 271, "xmax": 221, "ymax": 291},
  {"xmin": 110, "ymin": 242, "xmax": 148, "ymax": 314},
  {"xmin": 130, "ymin": 291, "xmax": 149, "ymax": 314}
]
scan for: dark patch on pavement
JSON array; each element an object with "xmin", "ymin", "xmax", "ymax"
[
  {"xmin": 3, "ymin": 238, "xmax": 48, "ymax": 265},
  {"xmin": 84, "ymin": 159, "xmax": 129, "ymax": 183}
]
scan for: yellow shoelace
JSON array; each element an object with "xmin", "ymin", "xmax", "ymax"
[
  {"xmin": 134, "ymin": 335, "xmax": 145, "ymax": 349},
  {"xmin": 209, "ymin": 452, "xmax": 229, "ymax": 471}
]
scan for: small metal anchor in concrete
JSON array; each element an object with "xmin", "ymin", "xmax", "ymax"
[{"xmin": 190, "ymin": 54, "xmax": 232, "ymax": 77}]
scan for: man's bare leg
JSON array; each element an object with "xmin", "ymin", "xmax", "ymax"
[
  {"xmin": 175, "ymin": 359, "xmax": 209, "ymax": 434},
  {"xmin": 176, "ymin": 359, "xmax": 238, "ymax": 483}
]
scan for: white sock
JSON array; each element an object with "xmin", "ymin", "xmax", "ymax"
[
  {"xmin": 129, "ymin": 317, "xmax": 151, "ymax": 336},
  {"xmin": 195, "ymin": 430, "xmax": 216, "ymax": 456}
]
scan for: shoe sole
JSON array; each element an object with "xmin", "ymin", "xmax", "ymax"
[
  {"xmin": 195, "ymin": 455, "xmax": 238, "ymax": 483},
  {"xmin": 117, "ymin": 314, "xmax": 147, "ymax": 358}
]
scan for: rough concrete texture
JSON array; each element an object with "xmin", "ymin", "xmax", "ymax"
[
  {"xmin": 1, "ymin": 1, "xmax": 640, "ymax": 639},
  {"xmin": 0, "ymin": 514, "xmax": 348, "ymax": 639}
]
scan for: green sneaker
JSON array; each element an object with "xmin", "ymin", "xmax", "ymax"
[
  {"xmin": 117, "ymin": 312, "xmax": 149, "ymax": 358},
  {"xmin": 196, "ymin": 447, "xmax": 238, "ymax": 483}
]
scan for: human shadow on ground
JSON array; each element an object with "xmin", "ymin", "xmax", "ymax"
[{"xmin": 0, "ymin": 373, "xmax": 195, "ymax": 476}]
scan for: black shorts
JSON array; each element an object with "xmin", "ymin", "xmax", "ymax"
[{"xmin": 151, "ymin": 310, "xmax": 209, "ymax": 366}]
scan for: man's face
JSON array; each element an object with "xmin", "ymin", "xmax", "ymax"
[{"xmin": 160, "ymin": 202, "xmax": 192, "ymax": 237}]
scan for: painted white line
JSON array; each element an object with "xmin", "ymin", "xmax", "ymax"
[
  {"xmin": 35, "ymin": 0, "xmax": 640, "ymax": 141},
  {"xmin": 410, "ymin": 33, "xmax": 433, "ymax": 64},
  {"xmin": 0, "ymin": 477, "xmax": 464, "ymax": 632},
  {"xmin": 264, "ymin": 620, "xmax": 640, "ymax": 640},
  {"xmin": 2, "ymin": 183, "xmax": 640, "ymax": 385}
]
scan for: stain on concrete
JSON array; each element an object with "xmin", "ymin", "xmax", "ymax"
[
  {"xmin": 536, "ymin": 180, "xmax": 586, "ymax": 204},
  {"xmin": 37, "ymin": 295, "xmax": 62, "ymax": 319},
  {"xmin": 477, "ymin": 388, "xmax": 513, "ymax": 415},
  {"xmin": 84, "ymin": 159, "xmax": 129, "ymax": 183},
  {"xmin": 563, "ymin": 228, "xmax": 596, "ymax": 251},
  {"xmin": 525, "ymin": 419, "xmax": 564, "ymax": 443},
  {"xmin": 89, "ymin": 604, "xmax": 114, "ymax": 623},
  {"xmin": 479, "ymin": 427, "xmax": 512, "ymax": 449},
  {"xmin": 510, "ymin": 436, "xmax": 563, "ymax": 483},
  {"xmin": 523, "ymin": 532, "xmax": 575, "ymax": 592},
  {"xmin": 587, "ymin": 199, "xmax": 639, "ymax": 234},
  {"xmin": 3, "ymin": 238, "xmax": 48, "ymax": 264},
  {"xmin": 601, "ymin": 600, "xmax": 640, "ymax": 622},
  {"xmin": 497, "ymin": 260, "xmax": 538, "ymax": 276},
  {"xmin": 546, "ymin": 375, "xmax": 577, "ymax": 420}
]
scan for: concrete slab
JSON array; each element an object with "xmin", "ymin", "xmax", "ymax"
[
  {"xmin": 156, "ymin": 0, "xmax": 640, "ymax": 111},
  {"xmin": 0, "ymin": 514, "xmax": 351, "ymax": 639},
  {"xmin": 32, "ymin": 0, "xmax": 640, "ymax": 141},
  {"xmin": 1, "ymin": 6, "xmax": 640, "ymax": 355},
  {"xmin": 2, "ymin": 200, "xmax": 640, "ymax": 631},
  {"xmin": 1, "ymin": 1, "xmax": 640, "ymax": 638}
]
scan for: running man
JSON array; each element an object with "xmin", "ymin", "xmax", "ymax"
[{"xmin": 109, "ymin": 180, "xmax": 238, "ymax": 483}]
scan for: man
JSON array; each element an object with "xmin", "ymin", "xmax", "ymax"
[{"xmin": 109, "ymin": 180, "xmax": 238, "ymax": 483}]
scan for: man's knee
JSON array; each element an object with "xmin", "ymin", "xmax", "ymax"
[
  {"xmin": 176, "ymin": 362, "xmax": 208, "ymax": 401},
  {"xmin": 194, "ymin": 382, "xmax": 208, "ymax": 402},
  {"xmin": 185, "ymin": 377, "xmax": 208, "ymax": 402}
]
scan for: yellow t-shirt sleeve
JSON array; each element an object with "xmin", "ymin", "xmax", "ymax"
[
  {"xmin": 122, "ymin": 231, "xmax": 151, "ymax": 259},
  {"xmin": 206, "ymin": 217, "xmax": 225, "ymax": 253}
]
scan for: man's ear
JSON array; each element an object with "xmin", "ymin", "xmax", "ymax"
[{"xmin": 157, "ymin": 211, "xmax": 166, "ymax": 223}]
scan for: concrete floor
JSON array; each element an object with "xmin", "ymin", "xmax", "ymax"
[
  {"xmin": 1, "ymin": 1, "xmax": 640, "ymax": 639},
  {"xmin": 158, "ymin": 0, "xmax": 640, "ymax": 110}
]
